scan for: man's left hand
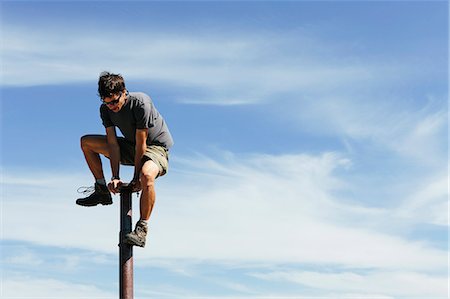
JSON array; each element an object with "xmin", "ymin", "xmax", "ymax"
[{"xmin": 108, "ymin": 179, "xmax": 123, "ymax": 194}]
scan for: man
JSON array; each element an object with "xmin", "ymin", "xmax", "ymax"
[{"xmin": 76, "ymin": 71, "xmax": 173, "ymax": 248}]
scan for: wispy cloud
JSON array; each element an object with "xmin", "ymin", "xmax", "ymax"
[
  {"xmin": 2, "ymin": 151, "xmax": 446, "ymax": 272},
  {"xmin": 279, "ymin": 91, "xmax": 447, "ymax": 167},
  {"xmin": 250, "ymin": 269, "xmax": 448, "ymax": 298},
  {"xmin": 4, "ymin": 22, "xmax": 446, "ymax": 166},
  {"xmin": 4, "ymin": 22, "xmax": 446, "ymax": 164},
  {"xmin": 396, "ymin": 172, "xmax": 448, "ymax": 226},
  {"xmin": 1, "ymin": 24, "xmax": 428, "ymax": 106},
  {"xmin": 3, "ymin": 248, "xmax": 44, "ymax": 267},
  {"xmin": 2, "ymin": 276, "xmax": 116, "ymax": 298}
]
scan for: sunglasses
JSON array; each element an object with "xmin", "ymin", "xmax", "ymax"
[{"xmin": 102, "ymin": 93, "xmax": 122, "ymax": 106}]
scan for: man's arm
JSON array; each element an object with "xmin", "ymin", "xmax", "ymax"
[
  {"xmin": 132, "ymin": 129, "xmax": 148, "ymax": 183},
  {"xmin": 106, "ymin": 126, "xmax": 122, "ymax": 193}
]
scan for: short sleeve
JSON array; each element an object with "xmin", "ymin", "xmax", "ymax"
[
  {"xmin": 133, "ymin": 101, "xmax": 153, "ymax": 129},
  {"xmin": 100, "ymin": 104, "xmax": 114, "ymax": 128}
]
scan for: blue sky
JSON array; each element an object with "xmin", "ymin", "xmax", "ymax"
[{"xmin": 1, "ymin": 1, "xmax": 448, "ymax": 298}]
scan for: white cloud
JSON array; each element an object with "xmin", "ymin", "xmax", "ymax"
[
  {"xmin": 396, "ymin": 172, "xmax": 448, "ymax": 226},
  {"xmin": 3, "ymin": 249, "xmax": 44, "ymax": 267},
  {"xmin": 3, "ymin": 23, "xmax": 446, "ymax": 166},
  {"xmin": 2, "ymin": 151, "xmax": 446, "ymax": 274},
  {"xmin": 250, "ymin": 270, "xmax": 448, "ymax": 298},
  {"xmin": 1, "ymin": 148, "xmax": 447, "ymax": 299},
  {"xmin": 282, "ymin": 93, "xmax": 447, "ymax": 167},
  {"xmin": 1, "ymin": 24, "xmax": 418, "ymax": 106},
  {"xmin": 1, "ymin": 276, "xmax": 115, "ymax": 298}
]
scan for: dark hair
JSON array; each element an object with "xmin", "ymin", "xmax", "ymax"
[{"xmin": 98, "ymin": 71, "xmax": 126, "ymax": 98}]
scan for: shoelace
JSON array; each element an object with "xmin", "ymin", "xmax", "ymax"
[{"xmin": 77, "ymin": 186, "xmax": 95, "ymax": 196}]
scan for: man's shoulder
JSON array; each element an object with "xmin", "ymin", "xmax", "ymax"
[
  {"xmin": 100, "ymin": 103, "xmax": 109, "ymax": 114},
  {"xmin": 129, "ymin": 92, "xmax": 152, "ymax": 103}
]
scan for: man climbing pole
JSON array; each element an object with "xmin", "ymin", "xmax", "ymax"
[{"xmin": 76, "ymin": 71, "xmax": 174, "ymax": 247}]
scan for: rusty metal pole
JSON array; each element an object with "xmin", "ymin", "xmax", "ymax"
[{"xmin": 119, "ymin": 184, "xmax": 133, "ymax": 299}]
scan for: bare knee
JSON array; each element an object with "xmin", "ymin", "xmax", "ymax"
[
  {"xmin": 80, "ymin": 135, "xmax": 106, "ymax": 152},
  {"xmin": 81, "ymin": 135, "xmax": 93, "ymax": 151},
  {"xmin": 141, "ymin": 171, "xmax": 156, "ymax": 188},
  {"xmin": 140, "ymin": 162, "xmax": 159, "ymax": 188}
]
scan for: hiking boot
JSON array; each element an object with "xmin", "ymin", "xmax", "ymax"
[
  {"xmin": 76, "ymin": 183, "xmax": 112, "ymax": 207},
  {"xmin": 124, "ymin": 220, "xmax": 148, "ymax": 247}
]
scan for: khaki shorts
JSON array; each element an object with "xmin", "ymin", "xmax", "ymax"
[{"xmin": 117, "ymin": 137, "xmax": 169, "ymax": 178}]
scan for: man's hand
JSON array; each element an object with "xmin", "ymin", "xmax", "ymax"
[
  {"xmin": 108, "ymin": 178, "xmax": 123, "ymax": 194},
  {"xmin": 129, "ymin": 179, "xmax": 142, "ymax": 193}
]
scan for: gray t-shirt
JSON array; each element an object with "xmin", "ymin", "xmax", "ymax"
[{"xmin": 100, "ymin": 92, "xmax": 174, "ymax": 149}]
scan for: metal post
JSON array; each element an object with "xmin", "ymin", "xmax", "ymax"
[{"xmin": 119, "ymin": 184, "xmax": 133, "ymax": 299}]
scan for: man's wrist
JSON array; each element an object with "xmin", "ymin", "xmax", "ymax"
[{"xmin": 111, "ymin": 175, "xmax": 120, "ymax": 181}]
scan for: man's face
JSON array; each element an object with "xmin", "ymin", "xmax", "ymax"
[{"xmin": 103, "ymin": 92, "xmax": 126, "ymax": 113}]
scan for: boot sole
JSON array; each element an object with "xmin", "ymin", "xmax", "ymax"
[
  {"xmin": 124, "ymin": 237, "xmax": 145, "ymax": 247},
  {"xmin": 76, "ymin": 201, "xmax": 113, "ymax": 207}
]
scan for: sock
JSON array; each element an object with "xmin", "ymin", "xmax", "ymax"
[
  {"xmin": 139, "ymin": 219, "xmax": 149, "ymax": 226},
  {"xmin": 96, "ymin": 178, "xmax": 107, "ymax": 186}
]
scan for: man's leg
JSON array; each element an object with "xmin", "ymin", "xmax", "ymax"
[
  {"xmin": 124, "ymin": 159, "xmax": 159, "ymax": 247},
  {"xmin": 77, "ymin": 135, "xmax": 112, "ymax": 207},
  {"xmin": 80, "ymin": 134, "xmax": 110, "ymax": 180},
  {"xmin": 139, "ymin": 159, "xmax": 160, "ymax": 221}
]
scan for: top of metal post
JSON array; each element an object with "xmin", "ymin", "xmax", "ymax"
[
  {"xmin": 119, "ymin": 183, "xmax": 140, "ymax": 194},
  {"xmin": 119, "ymin": 183, "xmax": 133, "ymax": 193}
]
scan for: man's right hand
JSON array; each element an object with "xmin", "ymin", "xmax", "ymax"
[{"xmin": 108, "ymin": 179, "xmax": 123, "ymax": 194}]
